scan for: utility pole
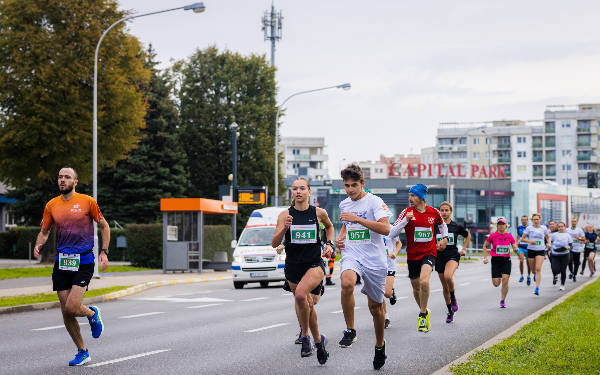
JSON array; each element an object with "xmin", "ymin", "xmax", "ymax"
[
  {"xmin": 231, "ymin": 122, "xmax": 239, "ymax": 252},
  {"xmin": 262, "ymin": 2, "xmax": 283, "ymax": 67}
]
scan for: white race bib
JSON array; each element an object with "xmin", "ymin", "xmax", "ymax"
[
  {"xmin": 436, "ymin": 233, "xmax": 454, "ymax": 245},
  {"xmin": 414, "ymin": 227, "xmax": 433, "ymax": 242},
  {"xmin": 290, "ymin": 224, "xmax": 317, "ymax": 244},
  {"xmin": 495, "ymin": 245, "xmax": 510, "ymax": 255},
  {"xmin": 58, "ymin": 253, "xmax": 80, "ymax": 271},
  {"xmin": 347, "ymin": 224, "xmax": 371, "ymax": 244}
]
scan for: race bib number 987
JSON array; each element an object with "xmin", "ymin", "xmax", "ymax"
[{"xmin": 414, "ymin": 227, "xmax": 433, "ymax": 242}]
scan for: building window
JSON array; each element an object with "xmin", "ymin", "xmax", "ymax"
[
  {"xmin": 473, "ymin": 138, "xmax": 480, "ymax": 145},
  {"xmin": 562, "ymin": 178, "xmax": 572, "ymax": 184},
  {"xmin": 561, "ymin": 121, "xmax": 571, "ymax": 128},
  {"xmin": 486, "ymin": 152, "xmax": 491, "ymax": 159},
  {"xmin": 561, "ymin": 150, "xmax": 572, "ymax": 156},
  {"xmin": 439, "ymin": 138, "xmax": 455, "ymax": 145},
  {"xmin": 517, "ymin": 165, "xmax": 526, "ymax": 172},
  {"xmin": 561, "ymin": 164, "xmax": 572, "ymax": 171},
  {"xmin": 459, "ymin": 137, "xmax": 467, "ymax": 144},
  {"xmin": 517, "ymin": 151, "xmax": 526, "ymax": 158},
  {"xmin": 485, "ymin": 137, "xmax": 492, "ymax": 145},
  {"xmin": 473, "ymin": 152, "xmax": 480, "ymax": 159},
  {"xmin": 517, "ymin": 136, "xmax": 526, "ymax": 144}
]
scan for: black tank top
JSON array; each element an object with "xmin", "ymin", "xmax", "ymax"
[{"xmin": 284, "ymin": 205, "xmax": 322, "ymax": 264}]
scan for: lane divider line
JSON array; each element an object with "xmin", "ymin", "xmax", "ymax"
[
  {"xmin": 240, "ymin": 297, "xmax": 269, "ymax": 302},
  {"xmin": 244, "ymin": 322, "xmax": 289, "ymax": 333},
  {"xmin": 330, "ymin": 306, "xmax": 360, "ymax": 314},
  {"xmin": 32, "ymin": 321, "xmax": 88, "ymax": 331},
  {"xmin": 185, "ymin": 304, "xmax": 222, "ymax": 309},
  {"xmin": 86, "ymin": 349, "xmax": 170, "ymax": 368},
  {"xmin": 119, "ymin": 312, "xmax": 165, "ymax": 319}
]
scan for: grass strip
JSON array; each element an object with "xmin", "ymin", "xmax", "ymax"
[
  {"xmin": 0, "ymin": 265, "xmax": 154, "ymax": 279},
  {"xmin": 451, "ymin": 278, "xmax": 600, "ymax": 375},
  {"xmin": 0, "ymin": 286, "xmax": 129, "ymax": 307}
]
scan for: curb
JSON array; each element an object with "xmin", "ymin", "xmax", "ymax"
[
  {"xmin": 0, "ymin": 275, "xmax": 233, "ymax": 315},
  {"xmin": 432, "ymin": 275, "xmax": 599, "ymax": 375}
]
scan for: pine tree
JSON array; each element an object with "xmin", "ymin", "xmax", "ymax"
[{"xmin": 98, "ymin": 46, "xmax": 189, "ymax": 224}]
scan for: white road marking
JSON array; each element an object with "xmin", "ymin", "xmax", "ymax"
[
  {"xmin": 244, "ymin": 323, "xmax": 289, "ymax": 333},
  {"xmin": 397, "ymin": 296, "xmax": 409, "ymax": 300},
  {"xmin": 119, "ymin": 312, "xmax": 165, "ymax": 319},
  {"xmin": 172, "ymin": 291, "xmax": 213, "ymax": 296},
  {"xmin": 86, "ymin": 349, "xmax": 170, "ymax": 368},
  {"xmin": 481, "ymin": 278, "xmax": 489, "ymax": 282},
  {"xmin": 32, "ymin": 321, "xmax": 88, "ymax": 331},
  {"xmin": 241, "ymin": 297, "xmax": 268, "ymax": 302},
  {"xmin": 134, "ymin": 297, "xmax": 231, "ymax": 303},
  {"xmin": 431, "ymin": 288, "xmax": 442, "ymax": 293},
  {"xmin": 330, "ymin": 307, "xmax": 360, "ymax": 314},
  {"xmin": 460, "ymin": 282, "xmax": 471, "ymax": 286},
  {"xmin": 186, "ymin": 304, "xmax": 222, "ymax": 309}
]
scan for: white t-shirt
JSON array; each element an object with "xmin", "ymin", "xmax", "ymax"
[
  {"xmin": 566, "ymin": 227, "xmax": 585, "ymax": 252},
  {"xmin": 339, "ymin": 193, "xmax": 392, "ymax": 270},
  {"xmin": 524, "ymin": 225, "xmax": 550, "ymax": 251},
  {"xmin": 384, "ymin": 235, "xmax": 399, "ymax": 271},
  {"xmin": 550, "ymin": 232, "xmax": 572, "ymax": 255}
]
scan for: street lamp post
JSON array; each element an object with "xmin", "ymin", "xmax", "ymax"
[
  {"xmin": 231, "ymin": 122, "xmax": 238, "ymax": 253},
  {"xmin": 273, "ymin": 83, "xmax": 351, "ymax": 206},
  {"xmin": 480, "ymin": 128, "xmax": 492, "ymax": 226},
  {"xmin": 92, "ymin": 2, "xmax": 206, "ymax": 277}
]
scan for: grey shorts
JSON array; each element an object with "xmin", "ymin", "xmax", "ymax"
[{"xmin": 340, "ymin": 257, "xmax": 386, "ymax": 303}]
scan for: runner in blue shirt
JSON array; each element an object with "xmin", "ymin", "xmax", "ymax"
[{"xmin": 516, "ymin": 215, "xmax": 532, "ymax": 285}]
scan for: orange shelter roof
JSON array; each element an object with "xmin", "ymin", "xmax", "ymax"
[{"xmin": 160, "ymin": 198, "xmax": 238, "ymax": 214}]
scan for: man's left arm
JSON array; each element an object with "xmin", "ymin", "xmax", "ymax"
[{"xmin": 97, "ymin": 217, "xmax": 110, "ymax": 271}]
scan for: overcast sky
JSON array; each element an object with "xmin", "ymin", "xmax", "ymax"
[{"xmin": 118, "ymin": 0, "xmax": 600, "ymax": 176}]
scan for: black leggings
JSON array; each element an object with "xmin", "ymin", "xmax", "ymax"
[
  {"xmin": 568, "ymin": 251, "xmax": 581, "ymax": 275},
  {"xmin": 551, "ymin": 253, "xmax": 569, "ymax": 285}
]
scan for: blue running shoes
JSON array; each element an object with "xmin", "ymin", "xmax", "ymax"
[{"xmin": 88, "ymin": 305, "xmax": 103, "ymax": 339}]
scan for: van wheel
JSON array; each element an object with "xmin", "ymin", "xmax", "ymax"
[
  {"xmin": 260, "ymin": 281, "xmax": 269, "ymax": 288},
  {"xmin": 233, "ymin": 282, "xmax": 245, "ymax": 289}
]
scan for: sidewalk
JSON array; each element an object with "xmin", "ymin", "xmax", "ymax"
[{"xmin": 0, "ymin": 268, "xmax": 232, "ymax": 298}]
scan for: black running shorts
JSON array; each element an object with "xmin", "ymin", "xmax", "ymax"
[
  {"xmin": 491, "ymin": 257, "xmax": 511, "ymax": 278},
  {"xmin": 527, "ymin": 249, "xmax": 546, "ymax": 259},
  {"xmin": 52, "ymin": 261, "xmax": 94, "ymax": 291},
  {"xmin": 407, "ymin": 255, "xmax": 436, "ymax": 280},
  {"xmin": 435, "ymin": 252, "xmax": 460, "ymax": 274},
  {"xmin": 284, "ymin": 260, "xmax": 326, "ymax": 295}
]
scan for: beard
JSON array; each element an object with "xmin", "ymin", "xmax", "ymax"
[{"xmin": 59, "ymin": 184, "xmax": 74, "ymax": 195}]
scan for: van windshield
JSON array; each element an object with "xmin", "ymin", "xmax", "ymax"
[{"xmin": 238, "ymin": 227, "xmax": 275, "ymax": 246}]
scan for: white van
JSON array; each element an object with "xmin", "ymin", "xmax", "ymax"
[{"xmin": 232, "ymin": 207, "xmax": 288, "ymax": 289}]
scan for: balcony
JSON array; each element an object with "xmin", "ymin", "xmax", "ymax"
[
  {"xmin": 577, "ymin": 127, "xmax": 591, "ymax": 134},
  {"xmin": 290, "ymin": 154, "xmax": 310, "ymax": 161},
  {"xmin": 309, "ymin": 154, "xmax": 328, "ymax": 162},
  {"xmin": 545, "ymin": 141, "xmax": 556, "ymax": 148},
  {"xmin": 497, "ymin": 143, "xmax": 511, "ymax": 149},
  {"xmin": 545, "ymin": 156, "xmax": 556, "ymax": 162},
  {"xmin": 498, "ymin": 157, "xmax": 511, "ymax": 163},
  {"xmin": 532, "ymin": 141, "xmax": 543, "ymax": 148},
  {"xmin": 577, "ymin": 155, "xmax": 592, "ymax": 161},
  {"xmin": 533, "ymin": 170, "xmax": 544, "ymax": 177},
  {"xmin": 533, "ymin": 156, "xmax": 543, "ymax": 162},
  {"xmin": 545, "ymin": 125, "xmax": 555, "ymax": 133},
  {"xmin": 546, "ymin": 170, "xmax": 556, "ymax": 177},
  {"xmin": 577, "ymin": 141, "xmax": 592, "ymax": 147}
]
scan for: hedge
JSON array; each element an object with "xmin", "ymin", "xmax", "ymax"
[{"xmin": 0, "ymin": 224, "xmax": 231, "ymax": 268}]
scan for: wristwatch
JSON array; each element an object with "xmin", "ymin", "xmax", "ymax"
[{"xmin": 100, "ymin": 248, "xmax": 109, "ymax": 255}]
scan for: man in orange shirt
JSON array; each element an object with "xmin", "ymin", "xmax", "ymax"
[{"xmin": 34, "ymin": 167, "xmax": 110, "ymax": 366}]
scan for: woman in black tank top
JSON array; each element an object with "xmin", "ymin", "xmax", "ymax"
[{"xmin": 271, "ymin": 178, "xmax": 335, "ymax": 363}]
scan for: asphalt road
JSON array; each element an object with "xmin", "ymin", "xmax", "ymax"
[{"xmin": 0, "ymin": 258, "xmax": 595, "ymax": 375}]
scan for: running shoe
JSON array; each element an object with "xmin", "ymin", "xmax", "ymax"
[
  {"xmin": 533, "ymin": 287, "xmax": 539, "ymax": 295},
  {"xmin": 69, "ymin": 349, "xmax": 90, "ymax": 366},
  {"xmin": 568, "ymin": 272, "xmax": 573, "ymax": 279},
  {"xmin": 373, "ymin": 340, "xmax": 387, "ymax": 370},
  {"xmin": 338, "ymin": 329, "xmax": 357, "ymax": 348},
  {"xmin": 500, "ymin": 300, "xmax": 506, "ymax": 308},
  {"xmin": 591, "ymin": 271, "xmax": 595, "ymax": 277},
  {"xmin": 573, "ymin": 275, "xmax": 577, "ymax": 282},
  {"xmin": 559, "ymin": 285, "xmax": 565, "ymax": 291},
  {"xmin": 88, "ymin": 306, "xmax": 103, "ymax": 339},
  {"xmin": 450, "ymin": 297, "xmax": 459, "ymax": 312},
  {"xmin": 446, "ymin": 311, "xmax": 454, "ymax": 323},
  {"xmin": 526, "ymin": 276, "xmax": 531, "ymax": 286},
  {"xmin": 325, "ymin": 278, "xmax": 335, "ymax": 286},
  {"xmin": 315, "ymin": 334, "xmax": 329, "ymax": 365},
  {"xmin": 300, "ymin": 336, "xmax": 313, "ymax": 357},
  {"xmin": 389, "ymin": 288, "xmax": 397, "ymax": 305},
  {"xmin": 295, "ymin": 329, "xmax": 302, "ymax": 344},
  {"xmin": 519, "ymin": 275, "xmax": 524, "ymax": 283},
  {"xmin": 417, "ymin": 308, "xmax": 431, "ymax": 332},
  {"xmin": 580, "ymin": 270, "xmax": 584, "ymax": 275},
  {"xmin": 553, "ymin": 275, "xmax": 558, "ymax": 285},
  {"xmin": 384, "ymin": 318, "xmax": 391, "ymax": 329}
]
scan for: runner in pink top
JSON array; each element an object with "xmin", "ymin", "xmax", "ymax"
[{"xmin": 482, "ymin": 217, "xmax": 518, "ymax": 308}]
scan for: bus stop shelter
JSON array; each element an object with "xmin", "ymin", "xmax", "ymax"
[{"xmin": 160, "ymin": 198, "xmax": 238, "ymax": 273}]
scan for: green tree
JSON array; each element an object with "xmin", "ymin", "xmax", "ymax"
[
  {"xmin": 98, "ymin": 46, "xmax": 189, "ymax": 224},
  {"xmin": 0, "ymin": 0, "xmax": 150, "ymax": 187},
  {"xmin": 175, "ymin": 47, "xmax": 281, "ymax": 204}
]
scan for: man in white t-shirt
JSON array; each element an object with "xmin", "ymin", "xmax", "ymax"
[{"xmin": 334, "ymin": 164, "xmax": 391, "ymax": 370}]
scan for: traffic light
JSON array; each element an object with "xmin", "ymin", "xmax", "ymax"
[{"xmin": 587, "ymin": 172, "xmax": 598, "ymax": 188}]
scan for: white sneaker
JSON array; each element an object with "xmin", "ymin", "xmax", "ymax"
[{"xmin": 559, "ymin": 285, "xmax": 565, "ymax": 291}]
